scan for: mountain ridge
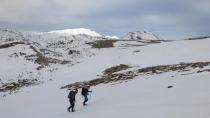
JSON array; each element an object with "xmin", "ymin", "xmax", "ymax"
[
  {"xmin": 122, "ymin": 31, "xmax": 161, "ymax": 40},
  {"xmin": 46, "ymin": 28, "xmax": 101, "ymax": 37}
]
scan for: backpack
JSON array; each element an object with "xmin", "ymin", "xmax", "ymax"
[
  {"xmin": 81, "ymin": 88, "xmax": 86, "ymax": 95},
  {"xmin": 68, "ymin": 91, "xmax": 75, "ymax": 100}
]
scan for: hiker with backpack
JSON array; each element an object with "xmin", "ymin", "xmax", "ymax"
[
  {"xmin": 81, "ymin": 86, "xmax": 92, "ymax": 106},
  {"xmin": 67, "ymin": 89, "xmax": 78, "ymax": 112}
]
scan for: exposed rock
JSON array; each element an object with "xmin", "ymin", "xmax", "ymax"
[
  {"xmin": 68, "ymin": 50, "xmax": 80, "ymax": 55},
  {"xmin": 87, "ymin": 40, "xmax": 117, "ymax": 48},
  {"xmin": 186, "ymin": 36, "xmax": 210, "ymax": 40},
  {"xmin": 104, "ymin": 64, "xmax": 130, "ymax": 75},
  {"xmin": 61, "ymin": 61, "xmax": 210, "ymax": 90},
  {"xmin": 0, "ymin": 42, "xmax": 25, "ymax": 49},
  {"xmin": 168, "ymin": 86, "xmax": 173, "ymax": 88},
  {"xmin": 0, "ymin": 79, "xmax": 42, "ymax": 93}
]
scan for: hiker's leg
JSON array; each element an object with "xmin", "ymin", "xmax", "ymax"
[
  {"xmin": 83, "ymin": 95, "xmax": 88, "ymax": 105},
  {"xmin": 70, "ymin": 100, "xmax": 75, "ymax": 112},
  {"xmin": 67, "ymin": 100, "xmax": 72, "ymax": 112}
]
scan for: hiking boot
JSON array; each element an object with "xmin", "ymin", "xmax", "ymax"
[
  {"xmin": 67, "ymin": 107, "xmax": 71, "ymax": 112},
  {"xmin": 83, "ymin": 103, "xmax": 87, "ymax": 106}
]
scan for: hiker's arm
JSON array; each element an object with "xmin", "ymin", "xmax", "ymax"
[{"xmin": 67, "ymin": 93, "xmax": 70, "ymax": 98}]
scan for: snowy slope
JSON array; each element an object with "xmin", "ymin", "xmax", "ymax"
[
  {"xmin": 0, "ymin": 29, "xmax": 210, "ymax": 118},
  {"xmin": 0, "ymin": 44, "xmax": 38, "ymax": 81},
  {"xmin": 0, "ymin": 30, "xmax": 97, "ymax": 91}
]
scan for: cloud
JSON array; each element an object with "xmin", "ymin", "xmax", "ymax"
[
  {"xmin": 141, "ymin": 14, "xmax": 182, "ymax": 25},
  {"xmin": 0, "ymin": 0, "xmax": 210, "ymax": 39},
  {"xmin": 0, "ymin": 0, "xmax": 131, "ymax": 24}
]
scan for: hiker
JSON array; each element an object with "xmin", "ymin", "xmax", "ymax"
[
  {"xmin": 67, "ymin": 89, "xmax": 78, "ymax": 112},
  {"xmin": 81, "ymin": 86, "xmax": 92, "ymax": 106}
]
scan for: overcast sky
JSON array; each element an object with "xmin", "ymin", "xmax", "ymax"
[{"xmin": 0, "ymin": 0, "xmax": 210, "ymax": 39}]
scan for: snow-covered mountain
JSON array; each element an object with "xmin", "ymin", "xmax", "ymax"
[
  {"xmin": 105, "ymin": 35, "xmax": 119, "ymax": 39},
  {"xmin": 1, "ymin": 29, "xmax": 210, "ymax": 118},
  {"xmin": 122, "ymin": 31, "xmax": 161, "ymax": 40},
  {"xmin": 0, "ymin": 30, "xmax": 26, "ymax": 43},
  {"xmin": 46, "ymin": 28, "xmax": 101, "ymax": 37}
]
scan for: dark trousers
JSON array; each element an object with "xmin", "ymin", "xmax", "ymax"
[
  {"xmin": 83, "ymin": 95, "xmax": 88, "ymax": 105},
  {"xmin": 68, "ymin": 100, "xmax": 75, "ymax": 112}
]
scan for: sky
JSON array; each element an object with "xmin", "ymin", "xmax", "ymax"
[{"xmin": 0, "ymin": 0, "xmax": 210, "ymax": 39}]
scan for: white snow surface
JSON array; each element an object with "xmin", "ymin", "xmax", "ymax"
[
  {"xmin": 46, "ymin": 28, "xmax": 101, "ymax": 37},
  {"xmin": 0, "ymin": 44, "xmax": 39, "ymax": 82},
  {"xmin": 1, "ymin": 38, "xmax": 210, "ymax": 118}
]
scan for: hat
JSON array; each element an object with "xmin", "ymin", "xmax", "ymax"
[{"xmin": 68, "ymin": 86, "xmax": 77, "ymax": 91}]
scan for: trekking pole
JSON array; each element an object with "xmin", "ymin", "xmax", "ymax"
[{"xmin": 88, "ymin": 91, "xmax": 92, "ymax": 103}]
